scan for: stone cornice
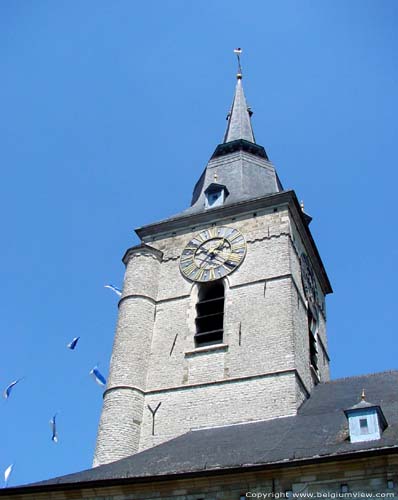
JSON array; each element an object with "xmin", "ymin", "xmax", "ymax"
[
  {"xmin": 3, "ymin": 447, "xmax": 397, "ymax": 495},
  {"xmin": 118, "ymin": 294, "xmax": 157, "ymax": 307},
  {"xmin": 136, "ymin": 191, "xmax": 293, "ymax": 239},
  {"xmin": 211, "ymin": 139, "xmax": 269, "ymax": 160},
  {"xmin": 104, "ymin": 368, "xmax": 305, "ymax": 398},
  {"xmin": 122, "ymin": 243, "xmax": 163, "ymax": 266},
  {"xmin": 135, "ymin": 190, "xmax": 332, "ymax": 295}
]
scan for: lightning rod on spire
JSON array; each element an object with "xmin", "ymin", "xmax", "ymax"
[{"xmin": 234, "ymin": 48, "xmax": 243, "ymax": 79}]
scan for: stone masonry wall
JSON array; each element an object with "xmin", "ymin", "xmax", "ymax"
[
  {"xmin": 94, "ymin": 203, "xmax": 330, "ymax": 465},
  {"xmin": 12, "ymin": 455, "xmax": 398, "ymax": 500},
  {"xmin": 288, "ymin": 221, "xmax": 330, "ymax": 388},
  {"xmin": 139, "ymin": 207, "xmax": 321, "ymax": 450},
  {"xmin": 93, "ymin": 250, "xmax": 161, "ymax": 466},
  {"xmin": 140, "ymin": 371, "xmax": 299, "ymax": 451}
]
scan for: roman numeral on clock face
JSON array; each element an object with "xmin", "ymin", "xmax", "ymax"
[
  {"xmin": 193, "ymin": 268, "xmax": 205, "ymax": 281},
  {"xmin": 217, "ymin": 266, "xmax": 228, "ymax": 276},
  {"xmin": 183, "ymin": 247, "xmax": 195, "ymax": 255},
  {"xmin": 227, "ymin": 253, "xmax": 241, "ymax": 264},
  {"xmin": 231, "ymin": 242, "xmax": 245, "ymax": 251},
  {"xmin": 208, "ymin": 227, "xmax": 218, "ymax": 238},
  {"xmin": 183, "ymin": 262, "xmax": 197, "ymax": 275},
  {"xmin": 180, "ymin": 226, "xmax": 246, "ymax": 282},
  {"xmin": 181, "ymin": 254, "xmax": 194, "ymax": 264},
  {"xmin": 229, "ymin": 233, "xmax": 244, "ymax": 243}
]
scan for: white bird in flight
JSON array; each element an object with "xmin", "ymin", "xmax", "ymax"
[
  {"xmin": 4, "ymin": 464, "xmax": 13, "ymax": 487},
  {"xmin": 3, "ymin": 378, "xmax": 23, "ymax": 399},
  {"xmin": 90, "ymin": 366, "xmax": 106, "ymax": 386},
  {"xmin": 50, "ymin": 414, "xmax": 58, "ymax": 443},
  {"xmin": 67, "ymin": 337, "xmax": 80, "ymax": 350},
  {"xmin": 104, "ymin": 284, "xmax": 122, "ymax": 297}
]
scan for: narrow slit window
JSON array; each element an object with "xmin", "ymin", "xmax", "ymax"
[
  {"xmin": 308, "ymin": 307, "xmax": 318, "ymax": 375},
  {"xmin": 195, "ymin": 281, "xmax": 224, "ymax": 347}
]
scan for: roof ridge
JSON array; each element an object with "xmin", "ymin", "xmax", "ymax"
[{"xmin": 325, "ymin": 369, "xmax": 398, "ymax": 385}]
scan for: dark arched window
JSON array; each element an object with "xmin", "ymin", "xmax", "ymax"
[{"xmin": 195, "ymin": 281, "xmax": 224, "ymax": 347}]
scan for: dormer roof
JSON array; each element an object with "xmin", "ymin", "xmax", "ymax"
[
  {"xmin": 204, "ymin": 182, "xmax": 229, "ymax": 196},
  {"xmin": 344, "ymin": 394, "xmax": 388, "ymax": 433}
]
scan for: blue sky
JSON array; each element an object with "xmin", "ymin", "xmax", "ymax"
[{"xmin": 1, "ymin": 0, "xmax": 397, "ymax": 488}]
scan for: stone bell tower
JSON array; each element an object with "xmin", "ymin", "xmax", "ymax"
[{"xmin": 93, "ymin": 60, "xmax": 332, "ymax": 467}]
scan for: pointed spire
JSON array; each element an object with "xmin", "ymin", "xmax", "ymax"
[{"xmin": 223, "ymin": 49, "xmax": 255, "ymax": 144}]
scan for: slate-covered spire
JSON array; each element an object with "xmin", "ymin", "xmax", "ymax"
[
  {"xmin": 175, "ymin": 50, "xmax": 282, "ymax": 216},
  {"xmin": 223, "ymin": 68, "xmax": 255, "ymax": 143}
]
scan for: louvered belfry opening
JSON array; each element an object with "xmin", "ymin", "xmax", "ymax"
[{"xmin": 195, "ymin": 281, "xmax": 224, "ymax": 347}]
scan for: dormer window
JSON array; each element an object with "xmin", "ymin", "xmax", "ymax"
[
  {"xmin": 204, "ymin": 183, "xmax": 229, "ymax": 209},
  {"xmin": 344, "ymin": 391, "xmax": 388, "ymax": 443},
  {"xmin": 359, "ymin": 418, "xmax": 369, "ymax": 435},
  {"xmin": 207, "ymin": 190, "xmax": 223, "ymax": 207}
]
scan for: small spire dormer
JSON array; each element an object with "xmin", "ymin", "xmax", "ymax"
[
  {"xmin": 204, "ymin": 182, "xmax": 229, "ymax": 209},
  {"xmin": 344, "ymin": 390, "xmax": 388, "ymax": 443}
]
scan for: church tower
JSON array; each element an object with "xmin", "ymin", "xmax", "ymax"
[{"xmin": 93, "ymin": 58, "xmax": 332, "ymax": 467}]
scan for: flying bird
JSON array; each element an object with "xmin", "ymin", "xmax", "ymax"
[
  {"xmin": 67, "ymin": 337, "xmax": 80, "ymax": 350},
  {"xmin": 104, "ymin": 284, "xmax": 122, "ymax": 297},
  {"xmin": 50, "ymin": 414, "xmax": 58, "ymax": 443},
  {"xmin": 3, "ymin": 378, "xmax": 23, "ymax": 399},
  {"xmin": 90, "ymin": 366, "xmax": 106, "ymax": 386},
  {"xmin": 4, "ymin": 464, "xmax": 13, "ymax": 487}
]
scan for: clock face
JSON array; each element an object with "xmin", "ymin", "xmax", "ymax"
[
  {"xmin": 300, "ymin": 253, "xmax": 318, "ymax": 305},
  {"xmin": 180, "ymin": 226, "xmax": 246, "ymax": 282},
  {"xmin": 300, "ymin": 252, "xmax": 325, "ymax": 316}
]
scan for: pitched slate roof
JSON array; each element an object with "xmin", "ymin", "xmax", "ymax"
[
  {"xmin": 5, "ymin": 370, "xmax": 397, "ymax": 494},
  {"xmin": 184, "ymin": 147, "xmax": 282, "ymax": 213}
]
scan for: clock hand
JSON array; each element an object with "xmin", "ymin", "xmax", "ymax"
[
  {"xmin": 214, "ymin": 253, "xmax": 231, "ymax": 264},
  {"xmin": 196, "ymin": 249, "xmax": 225, "ymax": 268},
  {"xmin": 196, "ymin": 246, "xmax": 209, "ymax": 255},
  {"xmin": 211, "ymin": 239, "xmax": 224, "ymax": 251},
  {"xmin": 203, "ymin": 245, "xmax": 220, "ymax": 256},
  {"xmin": 196, "ymin": 239, "xmax": 229, "ymax": 264},
  {"xmin": 197, "ymin": 242, "xmax": 218, "ymax": 256},
  {"xmin": 209, "ymin": 238, "xmax": 228, "ymax": 254},
  {"xmin": 195, "ymin": 250, "xmax": 214, "ymax": 266},
  {"xmin": 213, "ymin": 238, "xmax": 229, "ymax": 254}
]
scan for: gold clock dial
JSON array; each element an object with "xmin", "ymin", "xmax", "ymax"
[{"xmin": 180, "ymin": 226, "xmax": 246, "ymax": 282}]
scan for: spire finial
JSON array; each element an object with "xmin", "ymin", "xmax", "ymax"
[
  {"xmin": 223, "ymin": 49, "xmax": 255, "ymax": 144},
  {"xmin": 361, "ymin": 388, "xmax": 366, "ymax": 401},
  {"xmin": 234, "ymin": 48, "xmax": 243, "ymax": 79}
]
